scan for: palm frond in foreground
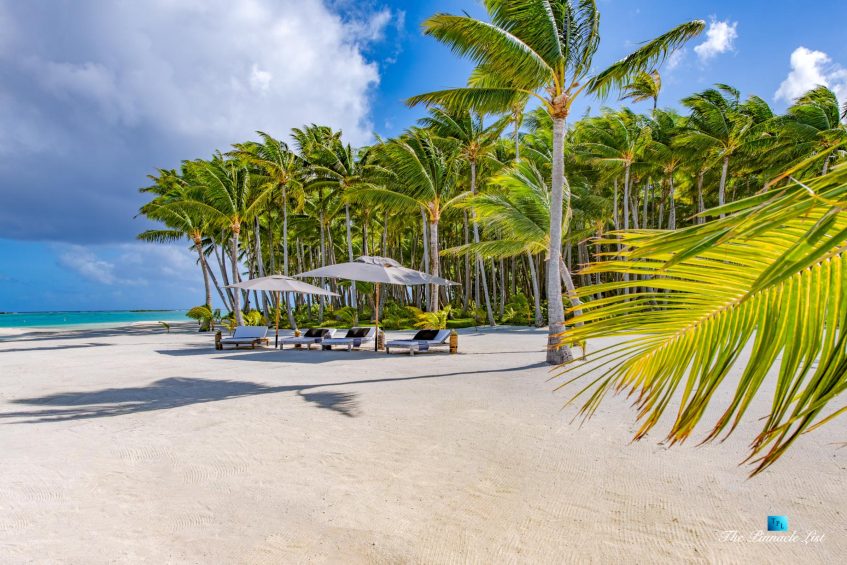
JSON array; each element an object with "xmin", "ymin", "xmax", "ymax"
[{"xmin": 556, "ymin": 165, "xmax": 847, "ymax": 475}]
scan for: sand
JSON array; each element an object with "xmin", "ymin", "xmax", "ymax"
[{"xmin": 0, "ymin": 323, "xmax": 843, "ymax": 564}]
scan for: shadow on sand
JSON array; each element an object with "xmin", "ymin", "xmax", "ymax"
[
  {"xmin": 1, "ymin": 362, "xmax": 545, "ymax": 424},
  {"xmin": 0, "ymin": 342, "xmax": 110, "ymax": 354}
]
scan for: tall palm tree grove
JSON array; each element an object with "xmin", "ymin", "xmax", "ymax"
[{"xmin": 407, "ymin": 0, "xmax": 704, "ymax": 364}]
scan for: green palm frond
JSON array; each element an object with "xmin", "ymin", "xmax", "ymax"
[
  {"xmin": 555, "ymin": 165, "xmax": 847, "ymax": 475},
  {"xmin": 589, "ymin": 20, "xmax": 704, "ymax": 98}
]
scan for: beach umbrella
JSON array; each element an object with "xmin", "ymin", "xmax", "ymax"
[
  {"xmin": 295, "ymin": 256, "xmax": 458, "ymax": 351},
  {"xmin": 226, "ymin": 275, "xmax": 338, "ymax": 347}
]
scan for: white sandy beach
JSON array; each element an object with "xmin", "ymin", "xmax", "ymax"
[{"xmin": 0, "ymin": 323, "xmax": 843, "ymax": 564}]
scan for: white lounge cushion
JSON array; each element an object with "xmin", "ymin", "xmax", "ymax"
[
  {"xmin": 279, "ymin": 328, "xmax": 336, "ymax": 344},
  {"xmin": 322, "ymin": 327, "xmax": 376, "ymax": 347},
  {"xmin": 222, "ymin": 326, "xmax": 268, "ymax": 341},
  {"xmin": 386, "ymin": 329, "xmax": 450, "ymax": 348}
]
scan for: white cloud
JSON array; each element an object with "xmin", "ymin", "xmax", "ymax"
[
  {"xmin": 667, "ymin": 49, "xmax": 686, "ymax": 71},
  {"xmin": 0, "ymin": 0, "xmax": 391, "ymax": 153},
  {"xmin": 774, "ymin": 46, "xmax": 847, "ymax": 104},
  {"xmin": 56, "ymin": 243, "xmax": 199, "ymax": 286},
  {"xmin": 249, "ymin": 64, "xmax": 273, "ymax": 94},
  {"xmin": 693, "ymin": 19, "xmax": 737, "ymax": 62},
  {"xmin": 58, "ymin": 245, "xmax": 120, "ymax": 285}
]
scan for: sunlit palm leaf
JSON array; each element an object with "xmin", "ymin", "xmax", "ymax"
[{"xmin": 555, "ymin": 165, "xmax": 847, "ymax": 475}]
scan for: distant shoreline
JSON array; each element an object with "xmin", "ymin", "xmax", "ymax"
[
  {"xmin": 0, "ymin": 309, "xmax": 181, "ymax": 315},
  {"xmin": 0, "ymin": 310, "xmax": 188, "ymax": 329}
]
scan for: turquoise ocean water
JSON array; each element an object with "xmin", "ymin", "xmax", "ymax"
[{"xmin": 0, "ymin": 310, "xmax": 187, "ymax": 328}]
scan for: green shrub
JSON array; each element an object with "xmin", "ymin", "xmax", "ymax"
[
  {"xmin": 186, "ymin": 305, "xmax": 214, "ymax": 332},
  {"xmin": 415, "ymin": 305, "xmax": 451, "ymax": 329},
  {"xmin": 447, "ymin": 317, "xmax": 477, "ymax": 329},
  {"xmin": 501, "ymin": 293, "xmax": 531, "ymax": 325},
  {"xmin": 243, "ymin": 310, "xmax": 267, "ymax": 326}
]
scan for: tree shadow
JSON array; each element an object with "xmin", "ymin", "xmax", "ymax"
[
  {"xmin": 0, "ymin": 342, "xmax": 110, "ymax": 354},
  {"xmin": 1, "ymin": 361, "xmax": 545, "ymax": 424},
  {"xmin": 298, "ymin": 391, "xmax": 359, "ymax": 417},
  {"xmin": 0, "ymin": 322, "xmax": 199, "ymax": 344}
]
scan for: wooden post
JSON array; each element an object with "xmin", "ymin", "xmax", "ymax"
[
  {"xmin": 214, "ymin": 331, "xmax": 222, "ymax": 351},
  {"xmin": 449, "ymin": 330, "xmax": 458, "ymax": 354}
]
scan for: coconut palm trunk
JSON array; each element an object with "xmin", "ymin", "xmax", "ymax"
[
  {"xmin": 193, "ymin": 237, "xmax": 212, "ymax": 308},
  {"xmin": 719, "ymin": 155, "xmax": 729, "ymax": 217},
  {"xmin": 697, "ymin": 171, "xmax": 705, "ymax": 224},
  {"xmin": 421, "ymin": 209, "xmax": 431, "ymax": 309},
  {"xmin": 470, "ymin": 161, "xmax": 496, "ymax": 325},
  {"xmin": 281, "ymin": 185, "xmax": 297, "ymax": 330},
  {"xmin": 667, "ymin": 174, "xmax": 677, "ymax": 230},
  {"xmin": 547, "ymin": 115, "xmax": 573, "ymax": 364},
  {"xmin": 344, "ymin": 204, "xmax": 358, "ymax": 317},
  {"xmin": 428, "ymin": 214, "xmax": 440, "ymax": 312},
  {"xmin": 527, "ymin": 251, "xmax": 543, "ymax": 327},
  {"xmin": 230, "ymin": 226, "xmax": 244, "ymax": 326}
]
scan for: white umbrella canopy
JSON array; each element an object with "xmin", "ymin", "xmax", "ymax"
[
  {"xmin": 295, "ymin": 256, "xmax": 458, "ymax": 351},
  {"xmin": 226, "ymin": 275, "xmax": 339, "ymax": 296},
  {"xmin": 226, "ymin": 275, "xmax": 338, "ymax": 347},
  {"xmin": 296, "ymin": 256, "xmax": 458, "ymax": 286}
]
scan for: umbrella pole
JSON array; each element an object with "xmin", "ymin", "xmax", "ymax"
[
  {"xmin": 274, "ymin": 291, "xmax": 281, "ymax": 348},
  {"xmin": 374, "ymin": 282, "xmax": 380, "ymax": 351}
]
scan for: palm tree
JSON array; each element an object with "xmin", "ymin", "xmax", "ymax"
[
  {"xmin": 677, "ymin": 85, "xmax": 755, "ymax": 217},
  {"xmin": 447, "ymin": 160, "xmax": 557, "ymax": 327},
  {"xmin": 408, "ymin": 0, "xmax": 703, "ymax": 364},
  {"xmin": 621, "ymin": 69, "xmax": 662, "ymax": 112},
  {"xmin": 557, "ymin": 164, "xmax": 847, "ymax": 475},
  {"xmin": 575, "ymin": 109, "xmax": 649, "ymax": 232},
  {"xmin": 771, "ymin": 86, "xmax": 847, "ymax": 177},
  {"xmin": 307, "ymin": 139, "xmax": 386, "ymax": 320},
  {"xmin": 419, "ymin": 107, "xmax": 506, "ymax": 325},
  {"xmin": 361, "ymin": 130, "xmax": 466, "ymax": 312},
  {"xmin": 644, "ymin": 110, "xmax": 685, "ymax": 229},
  {"xmin": 174, "ymin": 155, "xmax": 275, "ymax": 326},
  {"xmin": 138, "ymin": 168, "xmax": 216, "ymax": 309},
  {"xmin": 230, "ymin": 131, "xmax": 306, "ymax": 327}
]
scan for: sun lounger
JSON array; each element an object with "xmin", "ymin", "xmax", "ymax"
[
  {"xmin": 385, "ymin": 329, "xmax": 451, "ymax": 355},
  {"xmin": 219, "ymin": 326, "xmax": 269, "ymax": 349},
  {"xmin": 321, "ymin": 327, "xmax": 376, "ymax": 351},
  {"xmin": 278, "ymin": 328, "xmax": 337, "ymax": 350}
]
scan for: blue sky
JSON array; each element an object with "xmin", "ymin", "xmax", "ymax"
[{"xmin": 2, "ymin": 0, "xmax": 846, "ymax": 312}]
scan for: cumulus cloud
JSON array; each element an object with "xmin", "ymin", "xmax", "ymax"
[
  {"xmin": 56, "ymin": 243, "xmax": 199, "ymax": 287},
  {"xmin": 666, "ymin": 49, "xmax": 686, "ymax": 71},
  {"xmin": 0, "ymin": 0, "xmax": 394, "ymax": 242},
  {"xmin": 694, "ymin": 19, "xmax": 737, "ymax": 62},
  {"xmin": 58, "ymin": 245, "xmax": 121, "ymax": 285},
  {"xmin": 774, "ymin": 46, "xmax": 847, "ymax": 104}
]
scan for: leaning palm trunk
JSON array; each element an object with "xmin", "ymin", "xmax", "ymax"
[
  {"xmin": 527, "ymin": 251, "xmax": 543, "ymax": 327},
  {"xmin": 230, "ymin": 228, "xmax": 244, "ymax": 326},
  {"xmin": 344, "ymin": 204, "xmax": 358, "ymax": 317},
  {"xmin": 558, "ymin": 254, "xmax": 583, "ymax": 319},
  {"xmin": 254, "ymin": 217, "xmax": 269, "ymax": 316},
  {"xmin": 421, "ymin": 209, "xmax": 431, "ymax": 309},
  {"xmin": 193, "ymin": 237, "xmax": 212, "ymax": 308},
  {"xmin": 546, "ymin": 115, "xmax": 573, "ymax": 364},
  {"xmin": 281, "ymin": 185, "xmax": 297, "ymax": 330},
  {"xmin": 471, "ymin": 161, "xmax": 496, "ymax": 325},
  {"xmin": 718, "ymin": 155, "xmax": 729, "ymax": 218},
  {"xmin": 667, "ymin": 174, "xmax": 677, "ymax": 230}
]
